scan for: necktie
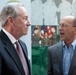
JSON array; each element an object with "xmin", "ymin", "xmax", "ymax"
[{"xmin": 15, "ymin": 41, "xmax": 28, "ymax": 75}]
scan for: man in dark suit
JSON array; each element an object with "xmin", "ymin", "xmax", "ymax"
[
  {"xmin": 0, "ymin": 2, "xmax": 31, "ymax": 75},
  {"xmin": 48, "ymin": 16, "xmax": 76, "ymax": 75}
]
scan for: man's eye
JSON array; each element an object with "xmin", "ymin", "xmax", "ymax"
[
  {"xmin": 23, "ymin": 17, "xmax": 28, "ymax": 20},
  {"xmin": 23, "ymin": 18, "xmax": 26, "ymax": 20}
]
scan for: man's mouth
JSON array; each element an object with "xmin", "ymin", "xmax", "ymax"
[{"xmin": 60, "ymin": 32, "xmax": 65, "ymax": 36}]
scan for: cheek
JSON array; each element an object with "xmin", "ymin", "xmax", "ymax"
[
  {"xmin": 17, "ymin": 22, "xmax": 24, "ymax": 28},
  {"xmin": 15, "ymin": 20, "xmax": 27, "ymax": 30},
  {"xmin": 67, "ymin": 30, "xmax": 74, "ymax": 37}
]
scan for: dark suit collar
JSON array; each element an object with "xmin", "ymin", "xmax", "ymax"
[
  {"xmin": 55, "ymin": 42, "xmax": 63, "ymax": 75},
  {"xmin": 0, "ymin": 30, "xmax": 9, "ymax": 45},
  {"xmin": 0, "ymin": 30, "xmax": 25, "ymax": 75}
]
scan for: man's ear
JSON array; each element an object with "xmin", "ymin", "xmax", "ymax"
[
  {"xmin": 74, "ymin": 27, "xmax": 76, "ymax": 34},
  {"xmin": 75, "ymin": 27, "xmax": 76, "ymax": 31},
  {"xmin": 7, "ymin": 16, "xmax": 13, "ymax": 24}
]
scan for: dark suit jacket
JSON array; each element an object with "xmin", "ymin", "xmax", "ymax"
[
  {"xmin": 48, "ymin": 42, "xmax": 76, "ymax": 75},
  {"xmin": 0, "ymin": 30, "xmax": 31, "ymax": 75},
  {"xmin": 0, "ymin": 54, "xmax": 1, "ymax": 75}
]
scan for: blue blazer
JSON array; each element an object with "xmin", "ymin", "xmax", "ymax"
[
  {"xmin": 0, "ymin": 30, "xmax": 31, "ymax": 75},
  {"xmin": 48, "ymin": 42, "xmax": 76, "ymax": 75}
]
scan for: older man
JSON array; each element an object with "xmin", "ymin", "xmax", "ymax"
[
  {"xmin": 0, "ymin": 2, "xmax": 31, "ymax": 75},
  {"xmin": 48, "ymin": 16, "xmax": 76, "ymax": 75}
]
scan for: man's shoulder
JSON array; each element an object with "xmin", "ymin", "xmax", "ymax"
[
  {"xmin": 48, "ymin": 42, "xmax": 63, "ymax": 51},
  {"xmin": 0, "ymin": 37, "xmax": 3, "ymax": 45},
  {"xmin": 0, "ymin": 37, "xmax": 4, "ymax": 53}
]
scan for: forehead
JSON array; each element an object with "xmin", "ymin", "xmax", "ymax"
[
  {"xmin": 60, "ymin": 17, "xmax": 73, "ymax": 25},
  {"xmin": 17, "ymin": 6, "xmax": 28, "ymax": 17}
]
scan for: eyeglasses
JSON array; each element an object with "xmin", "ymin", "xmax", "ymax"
[{"xmin": 58, "ymin": 24, "xmax": 73, "ymax": 28}]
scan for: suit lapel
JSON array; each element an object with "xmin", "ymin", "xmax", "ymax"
[
  {"xmin": 68, "ymin": 47, "xmax": 76, "ymax": 75},
  {"xmin": 19, "ymin": 40, "xmax": 31, "ymax": 75},
  {"xmin": 55, "ymin": 42, "xmax": 63, "ymax": 75},
  {"xmin": 0, "ymin": 30, "xmax": 25, "ymax": 75}
]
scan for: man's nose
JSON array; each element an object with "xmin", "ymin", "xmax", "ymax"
[
  {"xmin": 27, "ymin": 20, "xmax": 31, "ymax": 26},
  {"xmin": 58, "ymin": 25, "xmax": 62, "ymax": 30}
]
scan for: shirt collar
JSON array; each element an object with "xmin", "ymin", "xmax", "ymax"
[
  {"xmin": 2, "ymin": 28, "xmax": 17, "ymax": 44},
  {"xmin": 63, "ymin": 39, "xmax": 76, "ymax": 50}
]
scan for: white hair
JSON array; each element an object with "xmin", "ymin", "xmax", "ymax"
[{"xmin": 0, "ymin": 2, "xmax": 23, "ymax": 26}]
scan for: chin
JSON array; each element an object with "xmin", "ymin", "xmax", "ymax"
[
  {"xmin": 24, "ymin": 32, "xmax": 27, "ymax": 35},
  {"xmin": 60, "ymin": 38, "xmax": 64, "ymax": 41}
]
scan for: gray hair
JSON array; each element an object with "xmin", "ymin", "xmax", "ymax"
[{"xmin": 0, "ymin": 2, "xmax": 23, "ymax": 26}]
